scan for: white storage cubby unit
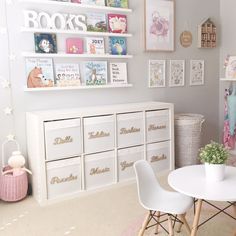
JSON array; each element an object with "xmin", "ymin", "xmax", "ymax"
[{"xmin": 26, "ymin": 101, "xmax": 174, "ymax": 205}]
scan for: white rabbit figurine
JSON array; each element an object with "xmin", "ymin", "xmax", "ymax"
[{"xmin": 2, "ymin": 151, "xmax": 32, "ymax": 176}]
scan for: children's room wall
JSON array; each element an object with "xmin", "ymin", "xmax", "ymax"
[
  {"xmin": 219, "ymin": 0, "xmax": 236, "ymax": 143},
  {"xmin": 0, "ymin": 0, "xmax": 220, "ymax": 163}
]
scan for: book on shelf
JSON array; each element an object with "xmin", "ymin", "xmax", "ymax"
[
  {"xmin": 71, "ymin": 0, "xmax": 81, "ymax": 3},
  {"xmin": 25, "ymin": 58, "xmax": 54, "ymax": 88},
  {"xmin": 81, "ymin": 0, "xmax": 105, "ymax": 5},
  {"xmin": 108, "ymin": 14, "xmax": 127, "ymax": 33},
  {"xmin": 55, "ymin": 63, "xmax": 81, "ymax": 87},
  {"xmin": 106, "ymin": 0, "xmax": 128, "ymax": 8},
  {"xmin": 83, "ymin": 61, "xmax": 107, "ymax": 85},
  {"xmin": 86, "ymin": 37, "xmax": 105, "ymax": 54},
  {"xmin": 86, "ymin": 13, "xmax": 107, "ymax": 32},
  {"xmin": 34, "ymin": 33, "xmax": 57, "ymax": 54},
  {"xmin": 110, "ymin": 62, "xmax": 127, "ymax": 84},
  {"xmin": 52, "ymin": 0, "xmax": 71, "ymax": 2},
  {"xmin": 66, "ymin": 38, "xmax": 84, "ymax": 54},
  {"xmin": 109, "ymin": 36, "xmax": 127, "ymax": 55}
]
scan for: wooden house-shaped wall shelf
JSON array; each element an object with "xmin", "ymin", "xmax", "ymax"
[{"xmin": 198, "ymin": 18, "xmax": 216, "ymax": 48}]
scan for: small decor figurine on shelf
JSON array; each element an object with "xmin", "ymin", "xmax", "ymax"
[{"xmin": 199, "ymin": 141, "xmax": 229, "ymax": 182}]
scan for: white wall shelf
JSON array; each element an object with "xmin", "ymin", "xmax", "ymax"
[
  {"xmin": 21, "ymin": 27, "xmax": 133, "ymax": 38},
  {"xmin": 220, "ymin": 78, "xmax": 236, "ymax": 81},
  {"xmin": 22, "ymin": 52, "xmax": 133, "ymax": 59},
  {"xmin": 24, "ymin": 84, "xmax": 133, "ymax": 92},
  {"xmin": 19, "ymin": 0, "xmax": 133, "ymax": 13}
]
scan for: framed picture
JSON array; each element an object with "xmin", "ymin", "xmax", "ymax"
[
  {"xmin": 190, "ymin": 60, "xmax": 205, "ymax": 86},
  {"xmin": 145, "ymin": 0, "xmax": 175, "ymax": 51},
  {"xmin": 169, "ymin": 60, "xmax": 185, "ymax": 87},
  {"xmin": 225, "ymin": 56, "xmax": 236, "ymax": 78},
  {"xmin": 148, "ymin": 60, "xmax": 166, "ymax": 88}
]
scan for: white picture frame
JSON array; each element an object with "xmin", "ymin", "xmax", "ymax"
[
  {"xmin": 148, "ymin": 60, "xmax": 166, "ymax": 88},
  {"xmin": 145, "ymin": 0, "xmax": 175, "ymax": 51},
  {"xmin": 225, "ymin": 56, "xmax": 236, "ymax": 79},
  {"xmin": 169, "ymin": 60, "xmax": 185, "ymax": 87},
  {"xmin": 190, "ymin": 60, "xmax": 205, "ymax": 86}
]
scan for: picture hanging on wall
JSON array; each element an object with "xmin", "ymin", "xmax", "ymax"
[
  {"xmin": 190, "ymin": 60, "xmax": 205, "ymax": 86},
  {"xmin": 225, "ymin": 56, "xmax": 236, "ymax": 78},
  {"xmin": 169, "ymin": 60, "xmax": 185, "ymax": 87},
  {"xmin": 148, "ymin": 60, "xmax": 166, "ymax": 88},
  {"xmin": 145, "ymin": 0, "xmax": 175, "ymax": 51}
]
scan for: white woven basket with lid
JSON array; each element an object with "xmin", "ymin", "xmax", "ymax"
[{"xmin": 175, "ymin": 113, "xmax": 205, "ymax": 168}]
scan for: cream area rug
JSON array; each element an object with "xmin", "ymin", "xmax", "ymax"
[{"xmin": 0, "ymin": 178, "xmax": 235, "ymax": 236}]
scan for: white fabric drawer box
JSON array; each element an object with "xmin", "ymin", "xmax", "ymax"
[
  {"xmin": 44, "ymin": 119, "xmax": 82, "ymax": 161},
  {"xmin": 147, "ymin": 141, "xmax": 170, "ymax": 173},
  {"xmin": 146, "ymin": 110, "xmax": 170, "ymax": 143},
  {"xmin": 46, "ymin": 157, "xmax": 81, "ymax": 200},
  {"xmin": 117, "ymin": 112, "xmax": 144, "ymax": 148},
  {"xmin": 118, "ymin": 146, "xmax": 144, "ymax": 182},
  {"xmin": 85, "ymin": 151, "xmax": 115, "ymax": 190},
  {"xmin": 83, "ymin": 115, "xmax": 115, "ymax": 154}
]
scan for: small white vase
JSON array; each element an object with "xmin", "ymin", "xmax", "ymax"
[{"xmin": 204, "ymin": 163, "xmax": 226, "ymax": 182}]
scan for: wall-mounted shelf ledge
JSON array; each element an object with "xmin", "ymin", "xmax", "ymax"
[
  {"xmin": 22, "ymin": 52, "xmax": 133, "ymax": 59},
  {"xmin": 220, "ymin": 78, "xmax": 236, "ymax": 81},
  {"xmin": 24, "ymin": 84, "xmax": 133, "ymax": 92},
  {"xmin": 19, "ymin": 0, "xmax": 133, "ymax": 13},
  {"xmin": 21, "ymin": 27, "xmax": 133, "ymax": 37}
]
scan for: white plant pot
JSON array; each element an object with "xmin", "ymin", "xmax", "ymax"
[{"xmin": 204, "ymin": 163, "xmax": 226, "ymax": 182}]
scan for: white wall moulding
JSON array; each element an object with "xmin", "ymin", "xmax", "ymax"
[
  {"xmin": 19, "ymin": 0, "xmax": 133, "ymax": 13},
  {"xmin": 23, "ymin": 84, "xmax": 133, "ymax": 91},
  {"xmin": 22, "ymin": 52, "xmax": 133, "ymax": 59},
  {"xmin": 20, "ymin": 27, "xmax": 133, "ymax": 37},
  {"xmin": 26, "ymin": 101, "xmax": 174, "ymax": 205}
]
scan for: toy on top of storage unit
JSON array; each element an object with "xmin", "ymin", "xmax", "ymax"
[{"xmin": 2, "ymin": 151, "xmax": 32, "ymax": 176}]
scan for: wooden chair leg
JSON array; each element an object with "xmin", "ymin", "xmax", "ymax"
[
  {"xmin": 191, "ymin": 199, "xmax": 203, "ymax": 236},
  {"xmin": 155, "ymin": 211, "xmax": 160, "ymax": 234},
  {"xmin": 179, "ymin": 213, "xmax": 191, "ymax": 234},
  {"xmin": 176, "ymin": 213, "xmax": 184, "ymax": 233},
  {"xmin": 138, "ymin": 211, "xmax": 151, "ymax": 236},
  {"xmin": 168, "ymin": 215, "xmax": 174, "ymax": 236}
]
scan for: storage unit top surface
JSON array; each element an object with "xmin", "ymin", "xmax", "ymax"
[{"xmin": 26, "ymin": 101, "xmax": 174, "ymax": 119}]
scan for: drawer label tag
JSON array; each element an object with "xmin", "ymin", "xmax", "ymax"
[
  {"xmin": 50, "ymin": 174, "xmax": 78, "ymax": 185},
  {"xmin": 88, "ymin": 131, "xmax": 110, "ymax": 139},
  {"xmin": 148, "ymin": 124, "xmax": 166, "ymax": 131},
  {"xmin": 151, "ymin": 154, "xmax": 167, "ymax": 163},
  {"xmin": 53, "ymin": 136, "xmax": 73, "ymax": 145},
  {"xmin": 90, "ymin": 167, "xmax": 110, "ymax": 175},
  {"xmin": 120, "ymin": 161, "xmax": 134, "ymax": 171},
  {"xmin": 120, "ymin": 127, "xmax": 140, "ymax": 135}
]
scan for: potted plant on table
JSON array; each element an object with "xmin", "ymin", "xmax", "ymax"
[{"xmin": 199, "ymin": 141, "xmax": 229, "ymax": 182}]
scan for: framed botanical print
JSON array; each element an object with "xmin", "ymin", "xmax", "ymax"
[
  {"xmin": 169, "ymin": 60, "xmax": 185, "ymax": 87},
  {"xmin": 148, "ymin": 60, "xmax": 166, "ymax": 88},
  {"xmin": 145, "ymin": 0, "xmax": 175, "ymax": 51},
  {"xmin": 190, "ymin": 60, "xmax": 205, "ymax": 86}
]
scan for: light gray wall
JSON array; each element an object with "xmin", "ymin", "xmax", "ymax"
[
  {"xmin": 219, "ymin": 0, "xmax": 236, "ymax": 142},
  {"xmin": 0, "ymin": 0, "xmax": 220, "ymax": 162}
]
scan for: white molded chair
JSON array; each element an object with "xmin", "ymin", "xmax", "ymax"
[{"xmin": 134, "ymin": 160, "xmax": 193, "ymax": 236}]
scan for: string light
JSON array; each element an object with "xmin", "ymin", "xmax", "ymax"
[
  {"xmin": 4, "ymin": 107, "xmax": 13, "ymax": 115},
  {"xmin": 1, "ymin": 79, "xmax": 11, "ymax": 88}
]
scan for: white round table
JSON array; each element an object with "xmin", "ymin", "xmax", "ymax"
[{"xmin": 168, "ymin": 165, "xmax": 236, "ymax": 236}]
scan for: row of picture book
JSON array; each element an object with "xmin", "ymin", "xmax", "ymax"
[
  {"xmin": 54, "ymin": 0, "xmax": 129, "ymax": 8},
  {"xmin": 35, "ymin": 33, "xmax": 127, "ymax": 55},
  {"xmin": 26, "ymin": 58, "xmax": 128, "ymax": 88}
]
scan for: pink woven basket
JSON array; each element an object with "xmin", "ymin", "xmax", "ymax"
[
  {"xmin": 0, "ymin": 140, "xmax": 28, "ymax": 202},
  {"xmin": 0, "ymin": 166, "xmax": 28, "ymax": 202}
]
